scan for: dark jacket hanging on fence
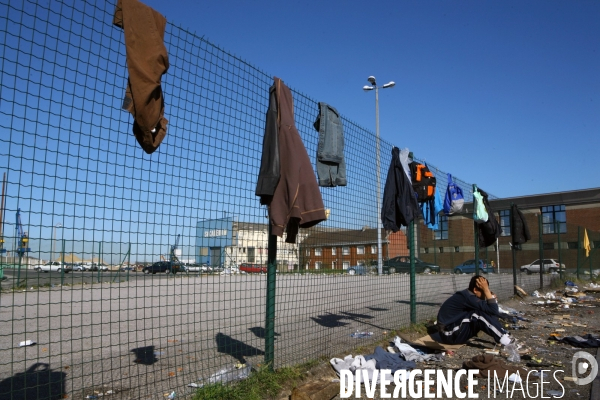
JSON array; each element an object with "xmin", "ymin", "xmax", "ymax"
[
  {"xmin": 255, "ymin": 85, "xmax": 280, "ymax": 204},
  {"xmin": 511, "ymin": 204, "xmax": 530, "ymax": 250},
  {"xmin": 313, "ymin": 102, "xmax": 347, "ymax": 187},
  {"xmin": 113, "ymin": 0, "xmax": 169, "ymax": 154},
  {"xmin": 256, "ymin": 77, "xmax": 326, "ymax": 243},
  {"xmin": 476, "ymin": 188, "xmax": 502, "ymax": 248},
  {"xmin": 381, "ymin": 147, "xmax": 420, "ymax": 233}
]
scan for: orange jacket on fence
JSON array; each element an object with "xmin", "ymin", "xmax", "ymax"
[
  {"xmin": 114, "ymin": 0, "xmax": 169, "ymax": 154},
  {"xmin": 267, "ymin": 77, "xmax": 326, "ymax": 243}
]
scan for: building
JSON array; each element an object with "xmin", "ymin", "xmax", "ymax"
[
  {"xmin": 299, "ymin": 228, "xmax": 408, "ymax": 270},
  {"xmin": 195, "ymin": 217, "xmax": 316, "ymax": 271},
  {"xmin": 417, "ymin": 188, "xmax": 600, "ymax": 271}
]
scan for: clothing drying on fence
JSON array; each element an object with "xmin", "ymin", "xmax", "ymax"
[
  {"xmin": 381, "ymin": 147, "xmax": 421, "ymax": 233},
  {"xmin": 313, "ymin": 102, "xmax": 347, "ymax": 187},
  {"xmin": 511, "ymin": 204, "xmax": 530, "ymax": 250},
  {"xmin": 256, "ymin": 77, "xmax": 326, "ymax": 243},
  {"xmin": 113, "ymin": 0, "xmax": 170, "ymax": 154},
  {"xmin": 475, "ymin": 187, "xmax": 502, "ymax": 248}
]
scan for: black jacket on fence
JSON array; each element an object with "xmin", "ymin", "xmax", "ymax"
[
  {"xmin": 381, "ymin": 147, "xmax": 420, "ymax": 233},
  {"xmin": 511, "ymin": 204, "xmax": 531, "ymax": 250},
  {"xmin": 476, "ymin": 188, "xmax": 502, "ymax": 248}
]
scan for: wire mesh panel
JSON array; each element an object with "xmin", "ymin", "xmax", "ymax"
[{"xmin": 1, "ymin": 0, "xmax": 593, "ymax": 399}]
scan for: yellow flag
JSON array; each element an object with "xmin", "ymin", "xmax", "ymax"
[{"xmin": 584, "ymin": 229, "xmax": 591, "ymax": 257}]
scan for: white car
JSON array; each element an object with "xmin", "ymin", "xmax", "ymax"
[
  {"xmin": 520, "ymin": 259, "xmax": 565, "ymax": 274},
  {"xmin": 186, "ymin": 263, "xmax": 212, "ymax": 273},
  {"xmin": 34, "ymin": 261, "xmax": 72, "ymax": 273},
  {"xmin": 73, "ymin": 264, "xmax": 87, "ymax": 271}
]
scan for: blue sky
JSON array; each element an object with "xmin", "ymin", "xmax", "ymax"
[
  {"xmin": 1, "ymin": 0, "xmax": 599, "ymax": 262},
  {"xmin": 144, "ymin": 0, "xmax": 600, "ymax": 198}
]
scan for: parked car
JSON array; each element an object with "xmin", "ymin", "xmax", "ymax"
[
  {"xmin": 239, "ymin": 263, "xmax": 267, "ymax": 274},
  {"xmin": 453, "ymin": 259, "xmax": 494, "ymax": 274},
  {"xmin": 142, "ymin": 261, "xmax": 181, "ymax": 274},
  {"xmin": 120, "ymin": 266, "xmax": 135, "ymax": 272},
  {"xmin": 87, "ymin": 263, "xmax": 109, "ymax": 271},
  {"xmin": 186, "ymin": 263, "xmax": 212, "ymax": 273},
  {"xmin": 33, "ymin": 261, "xmax": 72, "ymax": 273},
  {"xmin": 220, "ymin": 266, "xmax": 240, "ymax": 275},
  {"xmin": 520, "ymin": 259, "xmax": 566, "ymax": 274},
  {"xmin": 73, "ymin": 263, "xmax": 87, "ymax": 272},
  {"xmin": 347, "ymin": 265, "xmax": 369, "ymax": 275},
  {"xmin": 382, "ymin": 256, "xmax": 440, "ymax": 274}
]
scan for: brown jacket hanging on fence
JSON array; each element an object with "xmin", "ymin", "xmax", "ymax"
[
  {"xmin": 259, "ymin": 77, "xmax": 326, "ymax": 243},
  {"xmin": 113, "ymin": 0, "xmax": 169, "ymax": 154}
]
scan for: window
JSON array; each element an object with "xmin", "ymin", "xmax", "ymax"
[
  {"xmin": 315, "ymin": 262, "xmax": 322, "ymax": 270},
  {"xmin": 424, "ymin": 248, "xmax": 429, "ymax": 253},
  {"xmin": 248, "ymin": 247, "xmax": 255, "ymax": 262},
  {"xmin": 332, "ymin": 261, "xmax": 337, "ymax": 269},
  {"xmin": 567, "ymin": 242, "xmax": 578, "ymax": 249},
  {"xmin": 331, "ymin": 247, "xmax": 336, "ymax": 256},
  {"xmin": 541, "ymin": 205, "xmax": 566, "ymax": 234},
  {"xmin": 455, "ymin": 246, "xmax": 460, "ymax": 252},
  {"xmin": 357, "ymin": 246, "xmax": 365, "ymax": 255},
  {"xmin": 371, "ymin": 245, "xmax": 377, "ymax": 254},
  {"xmin": 499, "ymin": 210, "xmax": 511, "ymax": 237},
  {"xmin": 543, "ymin": 243, "xmax": 554, "ymax": 250},
  {"xmin": 439, "ymin": 247, "xmax": 444, "ymax": 253},
  {"xmin": 342, "ymin": 261, "xmax": 350, "ymax": 270},
  {"xmin": 342, "ymin": 246, "xmax": 350, "ymax": 255},
  {"xmin": 434, "ymin": 215, "xmax": 448, "ymax": 240},
  {"xmin": 315, "ymin": 247, "xmax": 322, "ymax": 256},
  {"xmin": 306, "ymin": 249, "xmax": 310, "ymax": 256}
]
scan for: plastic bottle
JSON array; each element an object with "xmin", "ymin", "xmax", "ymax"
[{"xmin": 505, "ymin": 343, "xmax": 521, "ymax": 363}]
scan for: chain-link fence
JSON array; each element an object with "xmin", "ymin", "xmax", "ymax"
[{"xmin": 1, "ymin": 0, "xmax": 597, "ymax": 399}]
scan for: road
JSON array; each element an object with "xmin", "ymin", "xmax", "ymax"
[{"xmin": 0, "ymin": 270, "xmax": 554, "ymax": 399}]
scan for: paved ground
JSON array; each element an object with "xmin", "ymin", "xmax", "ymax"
[{"xmin": 0, "ymin": 270, "xmax": 554, "ymax": 399}]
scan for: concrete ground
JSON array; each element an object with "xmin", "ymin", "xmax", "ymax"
[{"xmin": 0, "ymin": 270, "xmax": 555, "ymax": 399}]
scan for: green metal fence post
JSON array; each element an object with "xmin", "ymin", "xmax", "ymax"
[
  {"xmin": 538, "ymin": 214, "xmax": 544, "ymax": 289},
  {"xmin": 61, "ymin": 239, "xmax": 65, "ymax": 286},
  {"xmin": 98, "ymin": 242, "xmax": 102, "ymax": 283},
  {"xmin": 556, "ymin": 220, "xmax": 563, "ymax": 280},
  {"xmin": 127, "ymin": 243, "xmax": 131, "ymax": 281},
  {"xmin": 577, "ymin": 226, "xmax": 581, "ymax": 280},
  {"xmin": 409, "ymin": 219, "xmax": 416, "ymax": 324},
  {"xmin": 265, "ymin": 224, "xmax": 277, "ymax": 370},
  {"xmin": 473, "ymin": 185, "xmax": 479, "ymax": 277},
  {"xmin": 510, "ymin": 204, "xmax": 517, "ymax": 295}
]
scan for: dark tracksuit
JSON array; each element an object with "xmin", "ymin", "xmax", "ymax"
[
  {"xmin": 114, "ymin": 0, "xmax": 169, "ymax": 154},
  {"xmin": 437, "ymin": 289, "xmax": 508, "ymax": 345}
]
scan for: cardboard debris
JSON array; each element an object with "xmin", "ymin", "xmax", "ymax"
[
  {"xmin": 515, "ymin": 285, "xmax": 528, "ymax": 297},
  {"xmin": 403, "ymin": 332, "xmax": 465, "ymax": 351}
]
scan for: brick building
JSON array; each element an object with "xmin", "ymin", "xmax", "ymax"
[
  {"xmin": 417, "ymin": 188, "xmax": 600, "ymax": 272},
  {"xmin": 299, "ymin": 228, "xmax": 408, "ymax": 271}
]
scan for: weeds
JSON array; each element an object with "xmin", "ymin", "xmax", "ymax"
[{"xmin": 192, "ymin": 363, "xmax": 310, "ymax": 400}]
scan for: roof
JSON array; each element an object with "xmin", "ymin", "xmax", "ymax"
[{"xmin": 301, "ymin": 228, "xmax": 389, "ymax": 247}]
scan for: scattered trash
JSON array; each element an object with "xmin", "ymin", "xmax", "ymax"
[
  {"xmin": 565, "ymin": 281, "xmax": 576, "ymax": 287},
  {"xmin": 166, "ymin": 391, "xmax": 175, "ymax": 399},
  {"xmin": 515, "ymin": 285, "xmax": 528, "ymax": 297},
  {"xmin": 485, "ymin": 350, "xmax": 499, "ymax": 355},
  {"xmin": 188, "ymin": 364, "xmax": 252, "ymax": 388},
  {"xmin": 508, "ymin": 373, "xmax": 522, "ymax": 383},
  {"xmin": 18, "ymin": 340, "xmax": 35, "ymax": 347},
  {"xmin": 532, "ymin": 290, "xmax": 541, "ymax": 298},
  {"xmin": 350, "ymin": 331, "xmax": 373, "ymax": 338},
  {"xmin": 86, "ymin": 396, "xmax": 98, "ymax": 400},
  {"xmin": 547, "ymin": 389, "xmax": 564, "ymax": 398}
]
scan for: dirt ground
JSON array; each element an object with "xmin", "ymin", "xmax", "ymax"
[{"xmin": 278, "ymin": 282, "xmax": 600, "ymax": 400}]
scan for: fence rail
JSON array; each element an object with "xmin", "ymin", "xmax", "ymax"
[{"xmin": 0, "ymin": 0, "xmax": 597, "ymax": 399}]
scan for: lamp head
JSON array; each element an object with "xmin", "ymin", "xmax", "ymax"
[
  {"xmin": 367, "ymin": 76, "xmax": 376, "ymax": 85},
  {"xmin": 382, "ymin": 81, "xmax": 396, "ymax": 89},
  {"xmin": 363, "ymin": 85, "xmax": 374, "ymax": 91}
]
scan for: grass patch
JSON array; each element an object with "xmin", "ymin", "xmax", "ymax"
[
  {"xmin": 192, "ymin": 361, "xmax": 315, "ymax": 400},
  {"xmin": 398, "ymin": 321, "xmax": 432, "ymax": 336}
]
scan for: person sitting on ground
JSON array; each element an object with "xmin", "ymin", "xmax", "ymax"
[{"xmin": 436, "ymin": 276, "xmax": 515, "ymax": 347}]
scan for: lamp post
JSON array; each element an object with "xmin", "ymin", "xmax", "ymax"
[
  {"xmin": 363, "ymin": 76, "xmax": 395, "ymax": 275},
  {"xmin": 53, "ymin": 223, "xmax": 62, "ymax": 262}
]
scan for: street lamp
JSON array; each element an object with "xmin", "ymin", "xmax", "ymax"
[
  {"xmin": 53, "ymin": 223, "xmax": 62, "ymax": 261},
  {"xmin": 363, "ymin": 76, "xmax": 395, "ymax": 275}
]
